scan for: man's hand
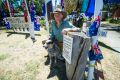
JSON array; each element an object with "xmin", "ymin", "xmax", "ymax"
[
  {"xmin": 62, "ymin": 28, "xmax": 80, "ymax": 35},
  {"xmin": 62, "ymin": 28, "xmax": 70, "ymax": 35}
]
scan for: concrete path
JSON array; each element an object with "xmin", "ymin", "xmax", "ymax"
[{"xmin": 101, "ymin": 25, "xmax": 120, "ymax": 52}]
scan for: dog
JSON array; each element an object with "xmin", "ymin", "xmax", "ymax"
[{"xmin": 43, "ymin": 40, "xmax": 61, "ymax": 65}]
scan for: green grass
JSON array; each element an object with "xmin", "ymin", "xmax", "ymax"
[
  {"xmin": 0, "ymin": 70, "xmax": 16, "ymax": 80},
  {"xmin": 25, "ymin": 60, "xmax": 39, "ymax": 72},
  {"xmin": 0, "ymin": 60, "xmax": 40, "ymax": 80},
  {"xmin": 0, "ymin": 53, "xmax": 10, "ymax": 61},
  {"xmin": 24, "ymin": 60, "xmax": 40, "ymax": 80},
  {"xmin": 108, "ymin": 18, "xmax": 120, "ymax": 25}
]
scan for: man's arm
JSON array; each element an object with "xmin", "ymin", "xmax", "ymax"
[
  {"xmin": 62, "ymin": 21, "xmax": 81, "ymax": 35},
  {"xmin": 62, "ymin": 28, "xmax": 80, "ymax": 35}
]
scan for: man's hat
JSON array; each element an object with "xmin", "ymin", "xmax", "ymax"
[{"xmin": 50, "ymin": 5, "xmax": 67, "ymax": 20}]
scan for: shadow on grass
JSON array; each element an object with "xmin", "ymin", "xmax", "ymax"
[
  {"xmin": 6, "ymin": 32, "xmax": 30, "ymax": 39},
  {"xmin": 6, "ymin": 32, "xmax": 41, "ymax": 37},
  {"xmin": 0, "ymin": 26, "xmax": 6, "ymax": 30},
  {"xmin": 42, "ymin": 41, "xmax": 68, "ymax": 80},
  {"xmin": 94, "ymin": 61, "xmax": 105, "ymax": 80},
  {"xmin": 6, "ymin": 32, "xmax": 41, "ymax": 43},
  {"xmin": 94, "ymin": 68, "xmax": 105, "ymax": 80},
  {"xmin": 44, "ymin": 55, "xmax": 68, "ymax": 80},
  {"xmin": 98, "ymin": 41, "xmax": 120, "ymax": 53},
  {"xmin": 44, "ymin": 55, "xmax": 50, "ymax": 65},
  {"xmin": 104, "ymin": 26, "xmax": 120, "ymax": 33}
]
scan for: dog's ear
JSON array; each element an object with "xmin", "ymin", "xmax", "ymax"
[{"xmin": 46, "ymin": 40, "xmax": 53, "ymax": 44}]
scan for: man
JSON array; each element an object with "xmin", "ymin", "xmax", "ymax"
[{"xmin": 50, "ymin": 5, "xmax": 80, "ymax": 51}]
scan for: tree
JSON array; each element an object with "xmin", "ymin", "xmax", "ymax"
[
  {"xmin": 64, "ymin": 0, "xmax": 77, "ymax": 14},
  {"xmin": 34, "ymin": 0, "xmax": 42, "ymax": 15}
]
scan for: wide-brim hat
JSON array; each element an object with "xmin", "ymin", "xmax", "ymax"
[{"xmin": 50, "ymin": 5, "xmax": 67, "ymax": 20}]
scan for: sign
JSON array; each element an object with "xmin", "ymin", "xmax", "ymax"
[{"xmin": 63, "ymin": 35, "xmax": 73, "ymax": 64}]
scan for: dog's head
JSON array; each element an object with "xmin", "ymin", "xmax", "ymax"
[{"xmin": 43, "ymin": 40, "xmax": 53, "ymax": 49}]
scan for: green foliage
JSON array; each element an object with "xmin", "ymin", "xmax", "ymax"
[
  {"xmin": 29, "ymin": 0, "xmax": 42, "ymax": 15},
  {"xmin": 0, "ymin": 1, "xmax": 2, "ymax": 7},
  {"xmin": 64, "ymin": 0, "xmax": 76, "ymax": 14},
  {"xmin": 109, "ymin": 18, "xmax": 120, "ymax": 24},
  {"xmin": 40, "ymin": 19, "xmax": 45, "ymax": 26}
]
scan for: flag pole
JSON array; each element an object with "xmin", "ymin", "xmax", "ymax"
[
  {"xmin": 45, "ymin": 0, "xmax": 52, "ymax": 34},
  {"xmin": 24, "ymin": 0, "xmax": 35, "ymax": 40},
  {"xmin": 6, "ymin": 0, "xmax": 12, "ymax": 17},
  {"xmin": 24, "ymin": 0, "xmax": 31, "ymax": 22}
]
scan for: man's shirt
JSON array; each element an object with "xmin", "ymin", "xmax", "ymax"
[{"xmin": 50, "ymin": 20, "xmax": 75, "ymax": 42}]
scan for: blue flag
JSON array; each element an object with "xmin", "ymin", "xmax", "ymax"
[
  {"xmin": 88, "ymin": 16, "xmax": 100, "ymax": 37},
  {"xmin": 88, "ymin": 43, "xmax": 103, "ymax": 61},
  {"xmin": 30, "ymin": 3, "xmax": 36, "ymax": 22},
  {"xmin": 42, "ymin": 0, "xmax": 46, "ymax": 16},
  {"xmin": 1, "ymin": 9, "xmax": 10, "ymax": 29},
  {"xmin": 34, "ymin": 18, "xmax": 40, "ymax": 31},
  {"xmin": 85, "ymin": 0, "xmax": 95, "ymax": 18}
]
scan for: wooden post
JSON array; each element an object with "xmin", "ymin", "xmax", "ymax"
[
  {"xmin": 64, "ymin": 32, "xmax": 91, "ymax": 80},
  {"xmin": 88, "ymin": 60, "xmax": 96, "ymax": 80},
  {"xmin": 24, "ymin": 0, "xmax": 35, "ymax": 39}
]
